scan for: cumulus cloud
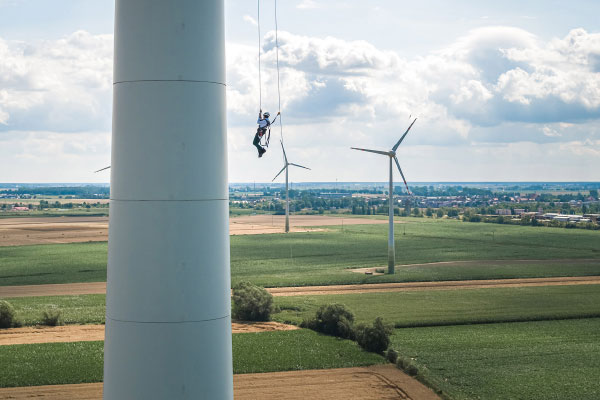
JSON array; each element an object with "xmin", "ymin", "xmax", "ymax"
[
  {"xmin": 0, "ymin": 31, "xmax": 112, "ymax": 133},
  {"xmin": 297, "ymin": 0, "xmax": 320, "ymax": 10},
  {"xmin": 222, "ymin": 26, "xmax": 600, "ymax": 164},
  {"xmin": 1, "ymin": 26, "xmax": 599, "ymax": 181},
  {"xmin": 243, "ymin": 15, "xmax": 257, "ymax": 27}
]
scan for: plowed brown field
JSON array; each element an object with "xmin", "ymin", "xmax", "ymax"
[
  {"xmin": 0, "ymin": 215, "xmax": 387, "ymax": 246},
  {"xmin": 0, "ymin": 321, "xmax": 298, "ymax": 346},
  {"xmin": 0, "ymin": 365, "xmax": 439, "ymax": 400},
  {"xmin": 2, "ymin": 275, "xmax": 599, "ymax": 298}
]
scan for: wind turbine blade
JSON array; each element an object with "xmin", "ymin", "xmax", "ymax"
[
  {"xmin": 280, "ymin": 140, "xmax": 288, "ymax": 163},
  {"xmin": 392, "ymin": 117, "xmax": 417, "ymax": 151},
  {"xmin": 351, "ymin": 147, "xmax": 390, "ymax": 156},
  {"xmin": 272, "ymin": 165, "xmax": 286, "ymax": 182},
  {"xmin": 95, "ymin": 166, "xmax": 111, "ymax": 173},
  {"xmin": 394, "ymin": 156, "xmax": 411, "ymax": 195},
  {"xmin": 289, "ymin": 163, "xmax": 310, "ymax": 170}
]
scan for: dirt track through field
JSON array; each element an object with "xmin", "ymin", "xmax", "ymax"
[
  {"xmin": 0, "ymin": 365, "xmax": 439, "ymax": 400},
  {"xmin": 0, "ymin": 215, "xmax": 386, "ymax": 246},
  {"xmin": 0, "ymin": 322, "xmax": 298, "ymax": 346},
  {"xmin": 2, "ymin": 275, "xmax": 599, "ymax": 299}
]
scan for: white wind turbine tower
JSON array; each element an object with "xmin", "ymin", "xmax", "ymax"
[
  {"xmin": 272, "ymin": 141, "xmax": 310, "ymax": 233},
  {"xmin": 351, "ymin": 118, "xmax": 417, "ymax": 274}
]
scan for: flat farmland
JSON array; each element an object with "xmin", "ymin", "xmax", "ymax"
[
  {"xmin": 0, "ymin": 365, "xmax": 438, "ymax": 400},
  {"xmin": 0, "ymin": 214, "xmax": 387, "ymax": 246},
  {"xmin": 391, "ymin": 318, "xmax": 600, "ymax": 400},
  {"xmin": 1, "ymin": 219, "xmax": 600, "ymax": 287},
  {"xmin": 1, "ymin": 217, "xmax": 599, "ymax": 399},
  {"xmin": 0, "ymin": 217, "xmax": 109, "ymax": 246}
]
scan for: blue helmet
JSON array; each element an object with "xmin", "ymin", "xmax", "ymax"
[{"xmin": 263, "ymin": 112, "xmax": 270, "ymax": 118}]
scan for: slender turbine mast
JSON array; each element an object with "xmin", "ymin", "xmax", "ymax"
[
  {"xmin": 272, "ymin": 141, "xmax": 310, "ymax": 233},
  {"xmin": 104, "ymin": 1, "xmax": 233, "ymax": 398},
  {"xmin": 351, "ymin": 118, "xmax": 417, "ymax": 274}
]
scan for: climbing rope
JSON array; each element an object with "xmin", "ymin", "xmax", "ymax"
[
  {"xmin": 257, "ymin": 0, "xmax": 262, "ymax": 111},
  {"xmin": 274, "ymin": 0, "xmax": 284, "ymax": 145},
  {"xmin": 256, "ymin": 0, "xmax": 284, "ymax": 147}
]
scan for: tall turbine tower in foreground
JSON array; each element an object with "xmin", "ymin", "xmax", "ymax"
[
  {"xmin": 351, "ymin": 118, "xmax": 417, "ymax": 274},
  {"xmin": 272, "ymin": 141, "xmax": 310, "ymax": 233},
  {"xmin": 104, "ymin": 1, "xmax": 233, "ymax": 399}
]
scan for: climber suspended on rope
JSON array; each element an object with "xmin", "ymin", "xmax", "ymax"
[{"xmin": 253, "ymin": 109, "xmax": 280, "ymax": 158}]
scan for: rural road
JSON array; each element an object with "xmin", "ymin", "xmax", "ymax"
[
  {"xmin": 0, "ymin": 365, "xmax": 439, "ymax": 400},
  {"xmin": 1, "ymin": 275, "xmax": 599, "ymax": 298}
]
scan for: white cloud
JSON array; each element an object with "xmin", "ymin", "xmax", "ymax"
[
  {"xmin": 1, "ymin": 26, "xmax": 599, "ymax": 181},
  {"xmin": 297, "ymin": 0, "xmax": 320, "ymax": 10},
  {"xmin": 542, "ymin": 125, "xmax": 562, "ymax": 137},
  {"xmin": 0, "ymin": 31, "xmax": 113, "ymax": 133},
  {"xmin": 243, "ymin": 15, "xmax": 257, "ymax": 27}
]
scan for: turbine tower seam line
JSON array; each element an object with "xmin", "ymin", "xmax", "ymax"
[
  {"xmin": 106, "ymin": 314, "xmax": 230, "ymax": 325},
  {"xmin": 113, "ymin": 79, "xmax": 226, "ymax": 86}
]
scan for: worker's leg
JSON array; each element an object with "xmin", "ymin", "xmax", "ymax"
[{"xmin": 253, "ymin": 132, "xmax": 263, "ymax": 154}]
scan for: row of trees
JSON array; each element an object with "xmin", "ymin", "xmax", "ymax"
[{"xmin": 1, "ymin": 201, "xmax": 108, "ymax": 211}]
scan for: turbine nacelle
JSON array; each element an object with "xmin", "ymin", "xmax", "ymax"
[
  {"xmin": 350, "ymin": 118, "xmax": 417, "ymax": 195},
  {"xmin": 272, "ymin": 141, "xmax": 310, "ymax": 182}
]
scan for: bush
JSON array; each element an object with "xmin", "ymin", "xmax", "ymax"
[
  {"xmin": 397, "ymin": 357, "xmax": 419, "ymax": 376},
  {"xmin": 386, "ymin": 348, "xmax": 398, "ymax": 364},
  {"xmin": 41, "ymin": 308, "xmax": 63, "ymax": 326},
  {"xmin": 232, "ymin": 281, "xmax": 275, "ymax": 321},
  {"xmin": 301, "ymin": 303, "xmax": 355, "ymax": 340},
  {"xmin": 355, "ymin": 317, "xmax": 393, "ymax": 354},
  {"xmin": 0, "ymin": 300, "xmax": 17, "ymax": 328}
]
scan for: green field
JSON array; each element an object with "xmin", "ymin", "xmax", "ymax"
[
  {"xmin": 392, "ymin": 318, "xmax": 600, "ymax": 400},
  {"xmin": 3, "ymin": 295, "xmax": 106, "ymax": 326},
  {"xmin": 0, "ymin": 330, "xmax": 385, "ymax": 388},
  {"xmin": 1, "ymin": 217, "xmax": 599, "ymax": 398},
  {"xmin": 273, "ymin": 284, "xmax": 600, "ymax": 327},
  {"xmin": 5, "ymin": 285, "xmax": 600, "ymax": 329},
  {"xmin": 1, "ymin": 218, "xmax": 600, "ymax": 287}
]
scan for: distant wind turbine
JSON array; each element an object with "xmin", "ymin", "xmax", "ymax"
[
  {"xmin": 272, "ymin": 141, "xmax": 310, "ymax": 233},
  {"xmin": 351, "ymin": 118, "xmax": 417, "ymax": 274}
]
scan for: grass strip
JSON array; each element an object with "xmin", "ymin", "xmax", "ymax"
[
  {"xmin": 3, "ymin": 284, "xmax": 600, "ymax": 328},
  {"xmin": 391, "ymin": 318, "xmax": 600, "ymax": 400},
  {"xmin": 2, "ymin": 295, "xmax": 106, "ymax": 326},
  {"xmin": 0, "ymin": 330, "xmax": 385, "ymax": 388}
]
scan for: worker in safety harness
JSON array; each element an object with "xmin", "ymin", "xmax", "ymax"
[{"xmin": 253, "ymin": 109, "xmax": 280, "ymax": 158}]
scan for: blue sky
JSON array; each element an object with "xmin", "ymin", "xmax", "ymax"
[{"xmin": 0, "ymin": 0, "xmax": 599, "ymax": 182}]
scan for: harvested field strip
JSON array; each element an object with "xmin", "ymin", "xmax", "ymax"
[
  {"xmin": 0, "ymin": 322, "xmax": 299, "ymax": 346},
  {"xmin": 0, "ymin": 215, "xmax": 386, "ymax": 247},
  {"xmin": 0, "ymin": 283, "xmax": 106, "ymax": 298},
  {"xmin": 0, "ymin": 365, "xmax": 439, "ymax": 400},
  {"xmin": 2, "ymin": 275, "xmax": 600, "ymax": 298},
  {"xmin": 267, "ymin": 276, "xmax": 600, "ymax": 296},
  {"xmin": 0, "ymin": 330, "xmax": 385, "ymax": 388}
]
